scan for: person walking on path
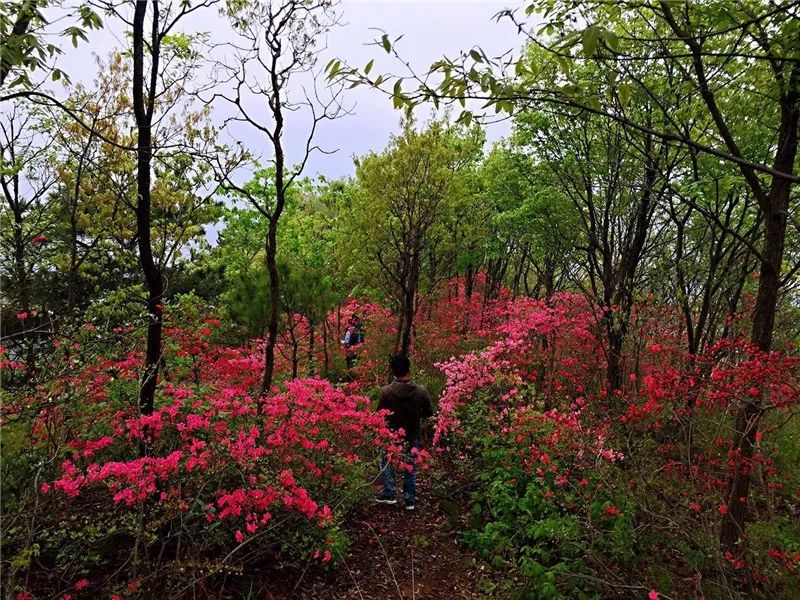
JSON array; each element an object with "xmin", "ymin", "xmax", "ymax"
[
  {"xmin": 375, "ymin": 354, "xmax": 433, "ymax": 511},
  {"xmin": 341, "ymin": 314, "xmax": 365, "ymax": 369}
]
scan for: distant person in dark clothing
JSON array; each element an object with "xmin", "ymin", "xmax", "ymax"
[
  {"xmin": 375, "ymin": 354, "xmax": 433, "ymax": 510},
  {"xmin": 341, "ymin": 314, "xmax": 364, "ymax": 369}
]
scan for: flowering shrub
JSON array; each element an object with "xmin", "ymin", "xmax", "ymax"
[
  {"xmin": 430, "ymin": 294, "xmax": 629, "ymax": 597},
  {"xmin": 46, "ymin": 378, "xmax": 399, "ymax": 522},
  {"xmin": 3, "ymin": 283, "xmax": 799, "ymax": 599},
  {"xmin": 431, "ymin": 293, "xmax": 800, "ymax": 598},
  {"xmin": 2, "ymin": 309, "xmax": 406, "ymax": 599}
]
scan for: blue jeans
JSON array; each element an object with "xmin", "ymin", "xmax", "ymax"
[{"xmin": 381, "ymin": 438, "xmax": 420, "ymax": 503}]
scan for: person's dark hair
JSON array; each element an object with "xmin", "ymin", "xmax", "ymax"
[{"xmin": 390, "ymin": 353, "xmax": 411, "ymax": 378}]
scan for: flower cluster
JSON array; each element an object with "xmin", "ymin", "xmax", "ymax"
[{"xmin": 44, "ymin": 377, "xmax": 401, "ymax": 545}]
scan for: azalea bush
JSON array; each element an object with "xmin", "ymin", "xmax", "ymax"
[
  {"xmin": 432, "ymin": 293, "xmax": 626, "ymax": 598},
  {"xmin": 459, "ymin": 389, "xmax": 632, "ymax": 599},
  {"xmin": 1, "ymin": 309, "xmax": 404, "ymax": 599},
  {"xmin": 431, "ymin": 293, "xmax": 800, "ymax": 599}
]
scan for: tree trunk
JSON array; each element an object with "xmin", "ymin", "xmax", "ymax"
[
  {"xmin": 261, "ymin": 67, "xmax": 286, "ymax": 391},
  {"xmin": 12, "ymin": 212, "xmax": 29, "ymax": 314},
  {"xmin": 397, "ymin": 252, "xmax": 421, "ymax": 357},
  {"xmin": 398, "ymin": 289, "xmax": 414, "ymax": 357},
  {"xmin": 262, "ymin": 218, "xmax": 280, "ymax": 391},
  {"xmin": 719, "ymin": 201, "xmax": 791, "ymax": 549},
  {"xmin": 11, "ymin": 206, "xmax": 36, "ymax": 381},
  {"xmin": 511, "ymin": 246, "xmax": 528, "ymax": 296},
  {"xmin": 322, "ymin": 317, "xmax": 330, "ymax": 375},
  {"xmin": 66, "ymin": 126, "xmax": 94, "ymax": 314},
  {"xmin": 720, "ymin": 86, "xmax": 798, "ymax": 549},
  {"xmin": 605, "ymin": 319, "xmax": 625, "ymax": 393},
  {"xmin": 307, "ymin": 319, "xmax": 315, "ymax": 376},
  {"xmin": 543, "ymin": 255, "xmax": 555, "ymax": 300},
  {"xmin": 67, "ymin": 193, "xmax": 79, "ymax": 312},
  {"xmin": 289, "ymin": 320, "xmax": 298, "ymax": 380},
  {"xmin": 465, "ymin": 266, "xmax": 475, "ymax": 300},
  {"xmin": 523, "ymin": 261, "xmax": 532, "ymax": 296},
  {"xmin": 133, "ymin": 0, "xmax": 163, "ymax": 418},
  {"xmin": 484, "ymin": 257, "xmax": 507, "ymax": 301}
]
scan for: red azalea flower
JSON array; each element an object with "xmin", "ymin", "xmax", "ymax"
[{"xmin": 74, "ymin": 579, "xmax": 90, "ymax": 590}]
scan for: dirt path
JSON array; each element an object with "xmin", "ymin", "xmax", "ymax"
[{"xmin": 295, "ymin": 483, "xmax": 491, "ymax": 600}]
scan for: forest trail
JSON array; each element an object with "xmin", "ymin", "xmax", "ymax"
[{"xmin": 288, "ymin": 481, "xmax": 493, "ymax": 600}]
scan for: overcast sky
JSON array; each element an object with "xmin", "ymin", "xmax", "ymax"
[
  {"xmin": 49, "ymin": 0, "xmax": 527, "ymax": 180},
  {"xmin": 304, "ymin": 0, "xmax": 525, "ymax": 177}
]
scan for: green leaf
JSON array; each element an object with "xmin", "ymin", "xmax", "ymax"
[
  {"xmin": 381, "ymin": 34, "xmax": 391, "ymax": 53},
  {"xmin": 9, "ymin": 74, "xmax": 29, "ymax": 89},
  {"xmin": 469, "ymin": 49, "xmax": 482, "ymax": 63},
  {"xmin": 604, "ymin": 30, "xmax": 620, "ymax": 53},
  {"xmin": 63, "ymin": 26, "xmax": 88, "ymax": 48},
  {"xmin": 556, "ymin": 55, "xmax": 572, "ymax": 75},
  {"xmin": 581, "ymin": 25, "xmax": 600, "ymax": 57},
  {"xmin": 617, "ymin": 82, "xmax": 631, "ymax": 107},
  {"xmin": 364, "ymin": 59, "xmax": 374, "ymax": 75}
]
